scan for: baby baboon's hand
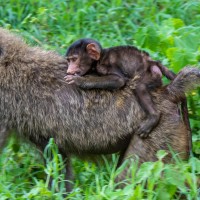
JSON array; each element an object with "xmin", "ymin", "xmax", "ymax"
[{"xmin": 64, "ymin": 75, "xmax": 83, "ymax": 86}]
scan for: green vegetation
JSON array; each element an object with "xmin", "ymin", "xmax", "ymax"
[{"xmin": 0, "ymin": 0, "xmax": 199, "ymax": 199}]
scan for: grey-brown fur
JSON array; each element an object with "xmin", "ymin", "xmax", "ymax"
[{"xmin": 0, "ymin": 28, "xmax": 199, "ymax": 191}]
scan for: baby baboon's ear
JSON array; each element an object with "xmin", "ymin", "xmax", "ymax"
[{"xmin": 86, "ymin": 43, "xmax": 101, "ymax": 60}]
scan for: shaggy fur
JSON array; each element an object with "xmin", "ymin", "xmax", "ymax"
[{"xmin": 0, "ymin": 27, "xmax": 199, "ymax": 190}]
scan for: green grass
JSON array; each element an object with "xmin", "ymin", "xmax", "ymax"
[
  {"xmin": 0, "ymin": 138, "xmax": 199, "ymax": 199},
  {"xmin": 0, "ymin": 0, "xmax": 200, "ymax": 199}
]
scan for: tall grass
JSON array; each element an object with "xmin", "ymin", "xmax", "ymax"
[
  {"xmin": 0, "ymin": 0, "xmax": 199, "ymax": 199},
  {"xmin": 0, "ymin": 138, "xmax": 199, "ymax": 199}
]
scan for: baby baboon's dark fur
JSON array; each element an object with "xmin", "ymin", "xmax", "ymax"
[{"xmin": 0, "ymin": 28, "xmax": 199, "ymax": 191}]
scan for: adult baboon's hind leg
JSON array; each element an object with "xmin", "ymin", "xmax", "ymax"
[
  {"xmin": 116, "ymin": 134, "xmax": 159, "ymax": 183},
  {"xmin": 116, "ymin": 118, "xmax": 190, "ymax": 183}
]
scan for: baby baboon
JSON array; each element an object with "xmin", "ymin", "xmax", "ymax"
[{"xmin": 65, "ymin": 38, "xmax": 176, "ymax": 137}]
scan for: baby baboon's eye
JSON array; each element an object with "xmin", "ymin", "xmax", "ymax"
[{"xmin": 72, "ymin": 57, "xmax": 77, "ymax": 62}]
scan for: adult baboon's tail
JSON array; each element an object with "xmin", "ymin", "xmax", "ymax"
[
  {"xmin": 167, "ymin": 66, "xmax": 200, "ymax": 154},
  {"xmin": 167, "ymin": 67, "xmax": 200, "ymax": 102}
]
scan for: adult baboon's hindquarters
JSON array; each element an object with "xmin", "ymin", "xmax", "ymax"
[{"xmin": 0, "ymin": 28, "xmax": 197, "ymax": 190}]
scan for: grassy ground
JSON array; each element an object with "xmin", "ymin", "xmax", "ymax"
[{"xmin": 0, "ymin": 0, "xmax": 200, "ymax": 199}]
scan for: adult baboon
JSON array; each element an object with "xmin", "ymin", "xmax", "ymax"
[{"xmin": 0, "ymin": 28, "xmax": 198, "ymax": 191}]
